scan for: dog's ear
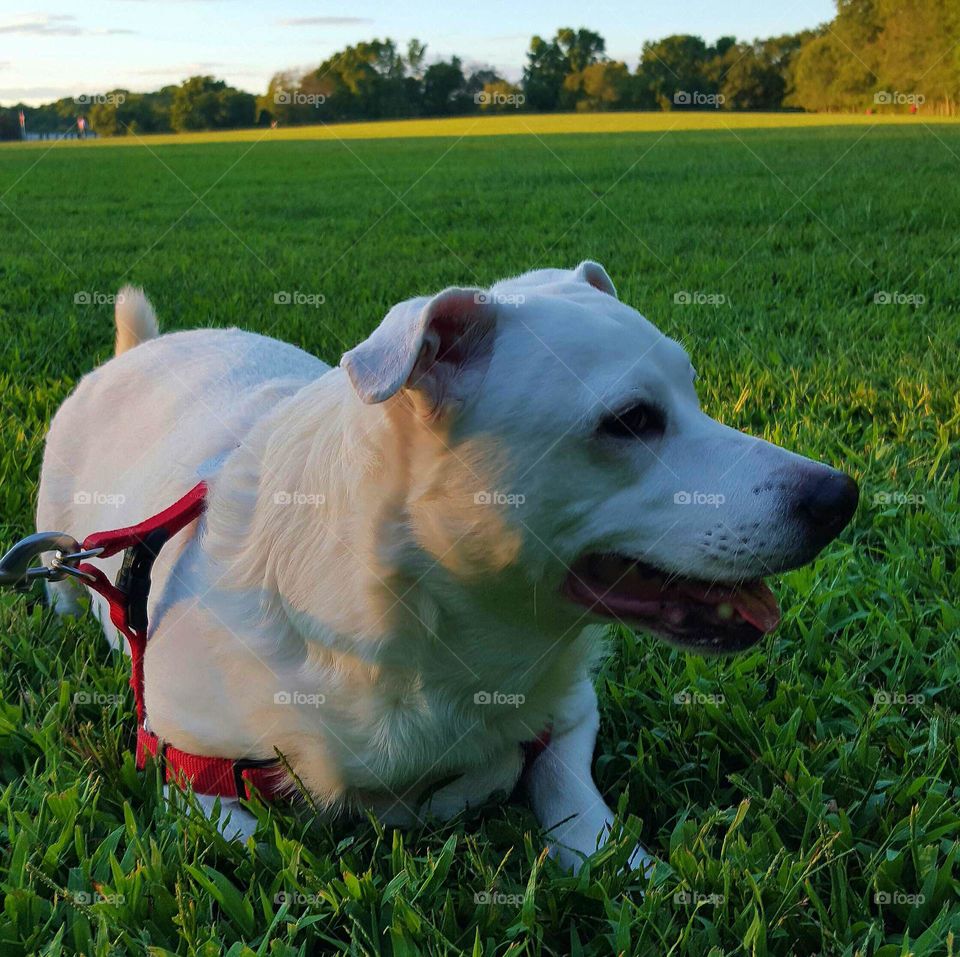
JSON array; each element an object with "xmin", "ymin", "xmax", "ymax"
[
  {"xmin": 341, "ymin": 287, "xmax": 498, "ymax": 413},
  {"xmin": 575, "ymin": 260, "xmax": 617, "ymax": 298}
]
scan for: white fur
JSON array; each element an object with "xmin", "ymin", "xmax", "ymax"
[{"xmin": 37, "ymin": 262, "xmax": 842, "ymax": 872}]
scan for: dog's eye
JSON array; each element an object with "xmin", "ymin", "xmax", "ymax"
[{"xmin": 598, "ymin": 401, "xmax": 665, "ymax": 439}]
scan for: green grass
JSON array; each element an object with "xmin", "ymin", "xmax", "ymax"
[{"xmin": 0, "ymin": 122, "xmax": 958, "ymax": 955}]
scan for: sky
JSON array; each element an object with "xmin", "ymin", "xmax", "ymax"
[{"xmin": 0, "ymin": 0, "xmax": 837, "ymax": 106}]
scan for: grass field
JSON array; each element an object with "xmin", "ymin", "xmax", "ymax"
[
  {"xmin": 0, "ymin": 116, "xmax": 958, "ymax": 955},
  {"xmin": 5, "ymin": 109, "xmax": 959, "ymax": 151}
]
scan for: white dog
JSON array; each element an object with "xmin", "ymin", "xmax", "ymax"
[{"xmin": 36, "ymin": 262, "xmax": 857, "ymax": 871}]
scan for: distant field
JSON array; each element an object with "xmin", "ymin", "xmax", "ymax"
[
  {"xmin": 5, "ymin": 108, "xmax": 960, "ymax": 150},
  {"xmin": 0, "ymin": 122, "xmax": 957, "ymax": 954}
]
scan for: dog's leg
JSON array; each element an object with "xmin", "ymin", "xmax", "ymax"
[
  {"xmin": 45, "ymin": 578, "xmax": 85, "ymax": 617},
  {"xmin": 525, "ymin": 678, "xmax": 652, "ymax": 874},
  {"xmin": 163, "ymin": 786, "xmax": 258, "ymax": 842}
]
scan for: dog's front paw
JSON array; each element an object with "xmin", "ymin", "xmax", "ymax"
[
  {"xmin": 164, "ymin": 786, "xmax": 258, "ymax": 843},
  {"xmin": 625, "ymin": 842, "xmax": 655, "ymax": 876},
  {"xmin": 547, "ymin": 819, "xmax": 655, "ymax": 876},
  {"xmin": 210, "ymin": 799, "xmax": 258, "ymax": 843}
]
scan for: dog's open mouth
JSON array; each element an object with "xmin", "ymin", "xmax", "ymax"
[{"xmin": 563, "ymin": 553, "xmax": 781, "ymax": 652}]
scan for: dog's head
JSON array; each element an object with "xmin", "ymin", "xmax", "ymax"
[{"xmin": 341, "ymin": 262, "xmax": 858, "ymax": 653}]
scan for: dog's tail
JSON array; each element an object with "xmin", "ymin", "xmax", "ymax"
[{"xmin": 114, "ymin": 285, "xmax": 159, "ymax": 355}]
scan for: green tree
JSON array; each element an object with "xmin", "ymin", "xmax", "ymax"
[
  {"xmin": 476, "ymin": 79, "xmax": 524, "ymax": 111},
  {"xmin": 0, "ymin": 110, "xmax": 21, "ymax": 140},
  {"xmin": 464, "ymin": 68, "xmax": 504, "ymax": 102},
  {"xmin": 303, "ymin": 40, "xmax": 417, "ymax": 120},
  {"xmin": 555, "ymin": 27, "xmax": 606, "ymax": 73},
  {"xmin": 258, "ymin": 71, "xmax": 300, "ymax": 125},
  {"xmin": 522, "ymin": 28, "xmax": 607, "ymax": 111},
  {"xmin": 873, "ymin": 0, "xmax": 959, "ymax": 113},
  {"xmin": 564, "ymin": 61, "xmax": 632, "ymax": 111},
  {"xmin": 523, "ymin": 27, "xmax": 606, "ymax": 111},
  {"xmin": 785, "ymin": 0, "xmax": 960, "ymax": 113},
  {"xmin": 88, "ymin": 92, "xmax": 162, "ymax": 135},
  {"xmin": 405, "ymin": 39, "xmax": 427, "ymax": 79},
  {"xmin": 170, "ymin": 76, "xmax": 255, "ymax": 131},
  {"xmin": 714, "ymin": 42, "xmax": 790, "ymax": 110},
  {"xmin": 636, "ymin": 35, "xmax": 714, "ymax": 109},
  {"xmin": 522, "ymin": 34, "xmax": 569, "ymax": 111},
  {"xmin": 422, "ymin": 57, "xmax": 467, "ymax": 116}
]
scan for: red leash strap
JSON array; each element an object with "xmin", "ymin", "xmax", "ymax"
[
  {"xmin": 80, "ymin": 565, "xmax": 146, "ymax": 720},
  {"xmin": 81, "ymin": 481, "xmax": 208, "ymax": 559},
  {"xmin": 76, "ymin": 481, "xmax": 207, "ymax": 725},
  {"xmin": 73, "ymin": 481, "xmax": 286, "ymax": 801}
]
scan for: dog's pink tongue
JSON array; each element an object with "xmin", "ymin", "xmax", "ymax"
[
  {"xmin": 730, "ymin": 582, "xmax": 781, "ymax": 633},
  {"xmin": 677, "ymin": 577, "xmax": 781, "ymax": 633}
]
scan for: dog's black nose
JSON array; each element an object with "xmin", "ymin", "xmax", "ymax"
[{"xmin": 794, "ymin": 469, "xmax": 859, "ymax": 543}]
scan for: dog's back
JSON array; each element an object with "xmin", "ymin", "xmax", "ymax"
[{"xmin": 37, "ymin": 290, "xmax": 328, "ymax": 633}]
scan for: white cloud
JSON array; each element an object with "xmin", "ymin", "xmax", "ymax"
[
  {"xmin": 0, "ymin": 14, "xmax": 135, "ymax": 36},
  {"xmin": 277, "ymin": 17, "xmax": 374, "ymax": 27}
]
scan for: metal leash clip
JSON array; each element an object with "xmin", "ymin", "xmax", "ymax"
[{"xmin": 0, "ymin": 531, "xmax": 103, "ymax": 591}]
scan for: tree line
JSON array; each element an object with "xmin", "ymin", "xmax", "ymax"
[{"xmin": 2, "ymin": 0, "xmax": 957, "ymax": 140}]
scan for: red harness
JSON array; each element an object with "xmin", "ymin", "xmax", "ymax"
[
  {"xmin": 74, "ymin": 484, "xmax": 550, "ymax": 802},
  {"xmin": 77, "ymin": 482, "xmax": 283, "ymax": 800}
]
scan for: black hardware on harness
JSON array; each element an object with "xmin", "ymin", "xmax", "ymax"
[{"xmin": 114, "ymin": 528, "xmax": 170, "ymax": 632}]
